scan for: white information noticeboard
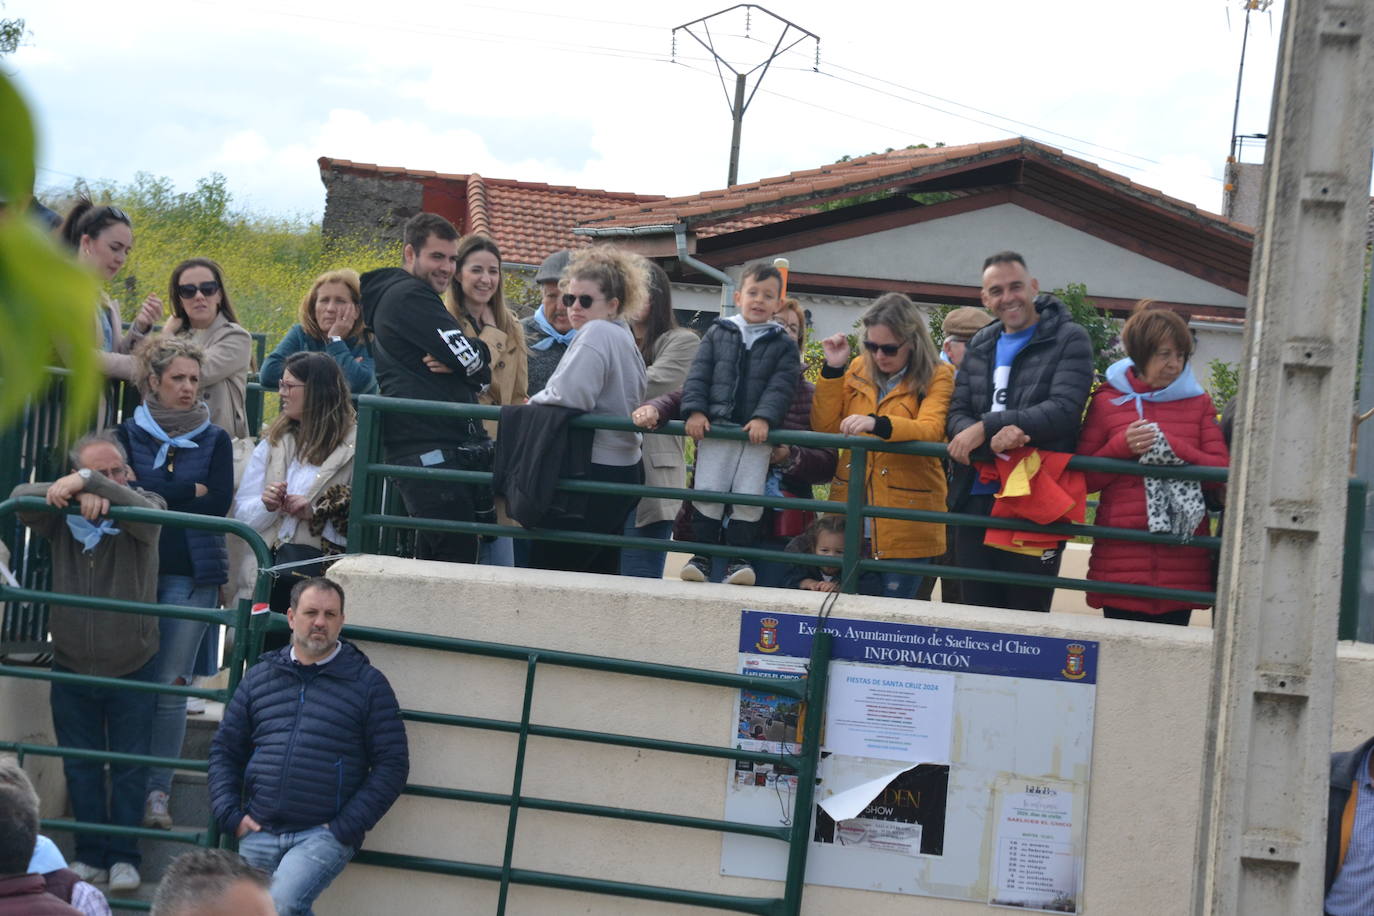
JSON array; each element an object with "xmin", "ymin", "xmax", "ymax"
[{"xmin": 723, "ymin": 611, "xmax": 1098, "ymax": 913}]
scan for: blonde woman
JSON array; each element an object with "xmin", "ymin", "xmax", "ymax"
[
  {"xmin": 260, "ymin": 269, "xmax": 376, "ymax": 394},
  {"xmin": 524, "ymin": 247, "xmax": 649, "ymax": 573},
  {"xmin": 812, "ymin": 292, "xmax": 954, "ymax": 599}
]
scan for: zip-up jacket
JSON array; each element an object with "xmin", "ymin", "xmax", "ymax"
[
  {"xmin": 361, "ymin": 267, "xmax": 491, "ymax": 456},
  {"xmin": 1328, "ymin": 735, "xmax": 1374, "ymax": 894},
  {"xmin": 208, "ymin": 641, "xmax": 409, "ymax": 849},
  {"xmin": 681, "ymin": 319, "xmax": 799, "ymax": 428},
  {"xmin": 12, "ymin": 474, "xmax": 164, "ymax": 677},
  {"xmin": 945, "ymin": 294, "xmax": 1094, "ymax": 509}
]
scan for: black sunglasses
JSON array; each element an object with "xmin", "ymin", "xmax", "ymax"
[
  {"xmin": 177, "ymin": 281, "xmax": 221, "ymax": 299},
  {"xmin": 99, "ymin": 206, "xmax": 130, "ymax": 224},
  {"xmin": 561, "ymin": 293, "xmax": 597, "ymax": 309},
  {"xmin": 863, "ymin": 340, "xmax": 905, "ymax": 356}
]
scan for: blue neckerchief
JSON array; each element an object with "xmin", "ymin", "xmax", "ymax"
[
  {"xmin": 764, "ymin": 467, "xmax": 785, "ymax": 498},
  {"xmin": 1105, "ymin": 357, "xmax": 1206, "ymax": 418},
  {"xmin": 66, "ymin": 516, "xmax": 121, "ymax": 553},
  {"xmin": 133, "ymin": 404, "xmax": 210, "ymax": 469},
  {"xmin": 29, "ymin": 835, "xmax": 67, "ymax": 873},
  {"xmin": 529, "ymin": 308, "xmax": 577, "ymax": 351}
]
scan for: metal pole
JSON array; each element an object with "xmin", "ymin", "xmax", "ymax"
[
  {"xmin": 1194, "ymin": 3, "xmax": 1374, "ymax": 914},
  {"xmin": 728, "ymin": 73, "xmax": 746, "ymax": 187}
]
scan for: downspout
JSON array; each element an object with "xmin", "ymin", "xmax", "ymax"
[
  {"xmin": 571, "ymin": 222, "xmax": 735, "ymax": 316},
  {"xmin": 674, "ymin": 223, "xmax": 735, "ymax": 317}
]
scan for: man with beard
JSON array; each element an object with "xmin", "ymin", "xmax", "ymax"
[
  {"xmin": 361, "ymin": 212, "xmax": 492, "ymax": 564},
  {"xmin": 209, "ymin": 578, "xmax": 408, "ymax": 916}
]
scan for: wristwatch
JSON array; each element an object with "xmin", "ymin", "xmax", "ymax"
[
  {"xmin": 328, "ymin": 335, "xmax": 343, "ymax": 344},
  {"xmin": 77, "ymin": 468, "xmax": 92, "ymax": 481}
]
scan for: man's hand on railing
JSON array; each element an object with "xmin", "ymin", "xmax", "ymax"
[
  {"xmin": 947, "ymin": 421, "xmax": 986, "ymax": 465},
  {"xmin": 989, "ymin": 424, "xmax": 1030, "ymax": 454},
  {"xmin": 75, "ymin": 493, "xmax": 111, "ymax": 521},
  {"xmin": 685, "ymin": 412, "xmax": 711, "ymax": 442},
  {"xmin": 45, "ymin": 473, "xmax": 86, "ymax": 509}
]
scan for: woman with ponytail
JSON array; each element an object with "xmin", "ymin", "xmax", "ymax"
[{"xmin": 59, "ymin": 199, "xmax": 162, "ymax": 383}]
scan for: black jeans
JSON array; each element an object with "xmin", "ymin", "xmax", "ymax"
[
  {"xmin": 390, "ymin": 450, "xmax": 480, "ymax": 565},
  {"xmin": 953, "ymin": 494, "xmax": 1063, "ymax": 612},
  {"xmin": 531, "ymin": 462, "xmax": 642, "ymax": 575},
  {"xmin": 1104, "ymin": 606, "xmax": 1192, "ymax": 626}
]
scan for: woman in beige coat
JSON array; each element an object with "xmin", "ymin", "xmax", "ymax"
[
  {"xmin": 164, "ymin": 258, "xmax": 252, "ymax": 440},
  {"xmin": 444, "ymin": 234, "xmax": 527, "ymax": 566},
  {"xmin": 621, "ymin": 262, "xmax": 698, "ymax": 577}
]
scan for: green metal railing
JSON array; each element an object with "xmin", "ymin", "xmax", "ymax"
[
  {"xmin": 0, "ymin": 499, "xmax": 274, "ymax": 912},
  {"xmin": 347, "ymin": 395, "xmax": 1235, "ymax": 596},
  {"xmin": 318, "ymin": 618, "xmax": 834, "ymax": 915}
]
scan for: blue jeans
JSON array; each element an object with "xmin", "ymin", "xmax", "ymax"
[
  {"xmin": 880, "ymin": 558, "xmax": 931, "ymax": 600},
  {"xmin": 619, "ymin": 516, "xmax": 674, "ymax": 578},
  {"xmin": 147, "ymin": 575, "xmax": 218, "ymax": 795},
  {"xmin": 50, "ymin": 657, "xmax": 157, "ymax": 868},
  {"xmin": 239, "ymin": 825, "xmax": 355, "ymax": 916},
  {"xmin": 479, "ymin": 535, "xmax": 514, "ymax": 567}
]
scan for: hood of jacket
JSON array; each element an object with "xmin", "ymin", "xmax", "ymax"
[{"xmin": 361, "ymin": 267, "xmax": 416, "ymax": 328}]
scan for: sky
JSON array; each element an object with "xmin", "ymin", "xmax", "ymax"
[{"xmin": 6, "ymin": 0, "xmax": 1286, "ymax": 221}]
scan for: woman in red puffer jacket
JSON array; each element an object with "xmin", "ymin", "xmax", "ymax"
[{"xmin": 1078, "ymin": 305, "xmax": 1229, "ymax": 625}]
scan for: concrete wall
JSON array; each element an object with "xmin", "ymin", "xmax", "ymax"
[
  {"xmin": 314, "ymin": 556, "xmax": 1374, "ymax": 915},
  {"xmin": 0, "ymin": 676, "xmax": 66, "ymax": 818}
]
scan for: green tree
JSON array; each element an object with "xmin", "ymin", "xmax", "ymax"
[
  {"xmin": 0, "ymin": 72, "xmax": 100, "ymax": 434},
  {"xmin": 0, "ymin": 9, "xmax": 24, "ymax": 56},
  {"xmin": 1051, "ymin": 282, "xmax": 1123, "ymax": 376},
  {"xmin": 1207, "ymin": 359, "xmax": 1240, "ymax": 411}
]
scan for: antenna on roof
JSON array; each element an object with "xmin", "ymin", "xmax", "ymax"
[
  {"xmin": 672, "ymin": 5, "xmax": 819, "ymax": 187},
  {"xmin": 1227, "ymin": 0, "xmax": 1273, "ymax": 164}
]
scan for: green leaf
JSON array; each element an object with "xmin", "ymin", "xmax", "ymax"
[
  {"xmin": 0, "ymin": 214, "xmax": 102, "ymax": 435},
  {"xmin": 0, "ymin": 71, "xmax": 37, "ymax": 205}
]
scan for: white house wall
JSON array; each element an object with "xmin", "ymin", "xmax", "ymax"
[{"xmin": 775, "ymin": 202, "xmax": 1248, "ymax": 311}]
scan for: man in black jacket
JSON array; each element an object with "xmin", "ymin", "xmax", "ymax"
[
  {"xmin": 209, "ymin": 578, "xmax": 408, "ymax": 916},
  {"xmin": 361, "ymin": 212, "xmax": 492, "ymax": 564},
  {"xmin": 945, "ymin": 251, "xmax": 1094, "ymax": 611}
]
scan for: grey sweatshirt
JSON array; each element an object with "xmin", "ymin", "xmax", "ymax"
[{"xmin": 529, "ymin": 319, "xmax": 648, "ymax": 465}]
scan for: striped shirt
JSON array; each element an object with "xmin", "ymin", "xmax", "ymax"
[{"xmin": 1326, "ymin": 745, "xmax": 1374, "ymax": 915}]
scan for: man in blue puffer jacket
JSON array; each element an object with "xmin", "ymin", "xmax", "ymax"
[{"xmin": 208, "ymin": 577, "xmax": 408, "ymax": 916}]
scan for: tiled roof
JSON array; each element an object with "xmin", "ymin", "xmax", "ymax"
[
  {"xmin": 578, "ymin": 138, "xmax": 1252, "ymax": 240},
  {"xmin": 318, "ymin": 158, "xmax": 665, "ymax": 265}
]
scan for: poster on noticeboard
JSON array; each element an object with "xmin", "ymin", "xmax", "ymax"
[{"xmin": 722, "ymin": 610, "xmax": 1097, "ymax": 914}]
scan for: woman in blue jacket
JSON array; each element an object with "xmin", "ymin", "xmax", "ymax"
[
  {"xmin": 117, "ymin": 335, "xmax": 234, "ymax": 832},
  {"xmin": 259, "ymin": 269, "xmax": 376, "ymax": 394}
]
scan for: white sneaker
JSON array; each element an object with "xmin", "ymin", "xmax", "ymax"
[
  {"xmin": 69, "ymin": 861, "xmax": 107, "ymax": 884},
  {"xmin": 108, "ymin": 862, "xmax": 141, "ymax": 892},
  {"xmin": 143, "ymin": 790, "xmax": 172, "ymax": 829}
]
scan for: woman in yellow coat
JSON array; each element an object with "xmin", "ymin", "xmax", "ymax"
[{"xmin": 811, "ymin": 292, "xmax": 954, "ymax": 599}]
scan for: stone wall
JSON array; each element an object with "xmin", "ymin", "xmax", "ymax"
[{"xmin": 320, "ymin": 170, "xmax": 425, "ymax": 245}]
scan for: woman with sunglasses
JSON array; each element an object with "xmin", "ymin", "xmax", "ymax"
[
  {"xmin": 115, "ymin": 336, "xmax": 233, "ymax": 832},
  {"xmin": 260, "ymin": 269, "xmax": 376, "ymax": 394},
  {"xmin": 59, "ymin": 200, "xmax": 163, "ymax": 383},
  {"xmin": 812, "ymin": 292, "xmax": 954, "ymax": 599},
  {"xmin": 163, "ymin": 259, "xmax": 252, "ymax": 439},
  {"xmin": 524, "ymin": 247, "xmax": 649, "ymax": 574},
  {"xmin": 444, "ymin": 235, "xmax": 527, "ymax": 566},
  {"xmin": 234, "ymin": 352, "xmax": 355, "ymax": 612}
]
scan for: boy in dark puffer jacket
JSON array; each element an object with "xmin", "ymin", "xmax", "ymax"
[{"xmin": 679, "ymin": 262, "xmax": 800, "ymax": 585}]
